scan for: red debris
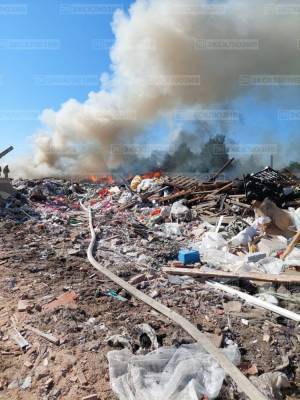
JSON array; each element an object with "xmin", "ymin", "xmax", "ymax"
[{"xmin": 43, "ymin": 291, "xmax": 78, "ymax": 312}]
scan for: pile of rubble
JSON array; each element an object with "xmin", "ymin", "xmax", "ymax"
[{"xmin": 0, "ymin": 167, "xmax": 299, "ymax": 400}]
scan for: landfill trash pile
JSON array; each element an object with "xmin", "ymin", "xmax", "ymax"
[{"xmin": 0, "ymin": 167, "xmax": 299, "ymax": 400}]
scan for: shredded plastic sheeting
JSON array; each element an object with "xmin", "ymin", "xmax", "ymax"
[{"xmin": 108, "ymin": 343, "xmax": 240, "ymax": 400}]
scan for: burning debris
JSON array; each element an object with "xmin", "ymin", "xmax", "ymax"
[{"xmin": 0, "ymin": 164, "xmax": 299, "ymax": 400}]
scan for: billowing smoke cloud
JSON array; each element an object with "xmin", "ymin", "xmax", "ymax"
[{"xmin": 20, "ymin": 0, "xmax": 300, "ymax": 176}]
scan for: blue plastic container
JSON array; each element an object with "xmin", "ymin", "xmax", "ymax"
[{"xmin": 178, "ymin": 249, "xmax": 200, "ymax": 265}]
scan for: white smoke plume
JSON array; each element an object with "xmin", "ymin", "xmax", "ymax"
[{"xmin": 19, "ymin": 0, "xmax": 300, "ymax": 176}]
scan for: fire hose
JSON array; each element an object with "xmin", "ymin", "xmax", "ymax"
[{"xmin": 82, "ymin": 203, "xmax": 267, "ymax": 400}]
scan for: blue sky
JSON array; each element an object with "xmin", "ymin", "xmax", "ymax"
[
  {"xmin": 0, "ymin": 0, "xmax": 300, "ymax": 167},
  {"xmin": 0, "ymin": 0, "xmax": 132, "ymax": 160}
]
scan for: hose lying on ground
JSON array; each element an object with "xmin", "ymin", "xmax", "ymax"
[{"xmin": 82, "ymin": 203, "xmax": 267, "ymax": 400}]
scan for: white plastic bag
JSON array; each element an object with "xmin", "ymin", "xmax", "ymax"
[
  {"xmin": 290, "ymin": 206, "xmax": 300, "ymax": 230},
  {"xmin": 200, "ymin": 232, "xmax": 228, "ymax": 251},
  {"xmin": 231, "ymin": 217, "xmax": 271, "ymax": 246},
  {"xmin": 258, "ymin": 257, "xmax": 284, "ymax": 274},
  {"xmin": 170, "ymin": 200, "xmax": 190, "ymax": 220},
  {"xmin": 108, "ymin": 343, "xmax": 241, "ymax": 400},
  {"xmin": 201, "ymin": 249, "xmax": 245, "ymax": 271}
]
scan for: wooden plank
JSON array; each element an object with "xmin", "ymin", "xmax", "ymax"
[
  {"xmin": 209, "ymin": 157, "xmax": 235, "ymax": 182},
  {"xmin": 178, "ymin": 177, "xmax": 192, "ymax": 185},
  {"xmin": 171, "ymin": 176, "xmax": 187, "ymax": 185},
  {"xmin": 25, "ymin": 325, "xmax": 60, "ymax": 345},
  {"xmin": 158, "ymin": 190, "xmax": 192, "ymax": 203},
  {"xmin": 228, "ymin": 200, "xmax": 251, "ymax": 209},
  {"xmin": 163, "ymin": 267, "xmax": 300, "ymax": 283},
  {"xmin": 186, "ymin": 195, "xmax": 206, "ymax": 204},
  {"xmin": 194, "ymin": 201, "xmax": 216, "ymax": 209},
  {"xmin": 207, "ymin": 181, "xmax": 233, "ymax": 197},
  {"xmin": 81, "ymin": 203, "xmax": 268, "ymax": 400},
  {"xmin": 228, "ymin": 194, "xmax": 246, "ymax": 199}
]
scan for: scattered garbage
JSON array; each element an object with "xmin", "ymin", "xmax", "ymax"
[
  {"xmin": 250, "ymin": 372, "xmax": 290, "ymax": 400},
  {"xmin": 1, "ymin": 166, "xmax": 299, "ymax": 399},
  {"xmin": 108, "ymin": 343, "xmax": 241, "ymax": 400},
  {"xmin": 106, "ymin": 289, "xmax": 128, "ymax": 302},
  {"xmin": 163, "ymin": 222, "xmax": 182, "ymax": 236}
]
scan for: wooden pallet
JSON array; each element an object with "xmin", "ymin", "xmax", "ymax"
[{"xmin": 164, "ymin": 175, "xmax": 231, "ymax": 191}]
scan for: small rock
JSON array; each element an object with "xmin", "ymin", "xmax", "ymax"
[
  {"xmin": 21, "ymin": 376, "xmax": 32, "ymax": 390},
  {"xmin": 17, "ymin": 300, "xmax": 31, "ymax": 312},
  {"xmin": 35, "ymin": 366, "xmax": 49, "ymax": 381},
  {"xmin": 24, "ymin": 360, "xmax": 33, "ymax": 368}
]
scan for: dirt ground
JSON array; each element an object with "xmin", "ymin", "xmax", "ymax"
[{"xmin": 0, "ymin": 212, "xmax": 299, "ymax": 400}]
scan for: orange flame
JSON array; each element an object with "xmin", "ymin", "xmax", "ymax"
[
  {"xmin": 142, "ymin": 171, "xmax": 162, "ymax": 179},
  {"xmin": 88, "ymin": 175, "xmax": 115, "ymax": 184},
  {"xmin": 90, "ymin": 175, "xmax": 97, "ymax": 183}
]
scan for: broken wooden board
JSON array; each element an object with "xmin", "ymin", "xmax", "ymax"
[{"xmin": 24, "ymin": 325, "xmax": 60, "ymax": 345}]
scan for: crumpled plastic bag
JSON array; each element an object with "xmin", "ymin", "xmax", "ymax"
[
  {"xmin": 258, "ymin": 256, "xmax": 284, "ymax": 274},
  {"xmin": 137, "ymin": 179, "xmax": 158, "ymax": 192},
  {"xmin": 200, "ymin": 249, "xmax": 247, "ymax": 272},
  {"xmin": 230, "ymin": 217, "xmax": 271, "ymax": 246},
  {"xmin": 200, "ymin": 232, "xmax": 228, "ymax": 251},
  {"xmin": 108, "ymin": 343, "xmax": 240, "ymax": 400},
  {"xmin": 256, "ymin": 293, "xmax": 279, "ymax": 305},
  {"xmin": 170, "ymin": 200, "xmax": 191, "ymax": 221}
]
